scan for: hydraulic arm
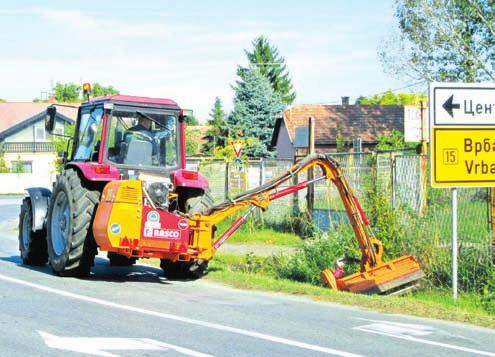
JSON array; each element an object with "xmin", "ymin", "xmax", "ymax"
[{"xmin": 188, "ymin": 154, "xmax": 423, "ymax": 294}]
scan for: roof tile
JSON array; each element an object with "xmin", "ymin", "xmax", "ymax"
[
  {"xmin": 282, "ymin": 104, "xmax": 405, "ymax": 143},
  {"xmin": 0, "ymin": 102, "xmax": 78, "ymax": 134}
]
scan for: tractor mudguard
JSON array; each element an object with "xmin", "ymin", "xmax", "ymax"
[
  {"xmin": 172, "ymin": 169, "xmax": 208, "ymax": 190},
  {"xmin": 66, "ymin": 162, "xmax": 120, "ymax": 182},
  {"xmin": 25, "ymin": 187, "xmax": 51, "ymax": 231}
]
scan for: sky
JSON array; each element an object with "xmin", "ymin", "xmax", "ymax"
[{"xmin": 0, "ymin": 0, "xmax": 413, "ymax": 121}]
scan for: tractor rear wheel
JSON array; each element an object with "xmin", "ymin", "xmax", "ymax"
[
  {"xmin": 107, "ymin": 252, "xmax": 137, "ymax": 266},
  {"xmin": 161, "ymin": 189, "xmax": 214, "ymax": 279},
  {"xmin": 46, "ymin": 169, "xmax": 100, "ymax": 277},
  {"xmin": 18, "ymin": 198, "xmax": 48, "ymax": 265}
]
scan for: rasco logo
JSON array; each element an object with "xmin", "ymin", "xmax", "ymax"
[
  {"xmin": 147, "ymin": 211, "xmax": 160, "ymax": 222},
  {"xmin": 110, "ymin": 223, "xmax": 121, "ymax": 234}
]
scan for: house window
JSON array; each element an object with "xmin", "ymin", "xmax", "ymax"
[
  {"xmin": 35, "ymin": 127, "xmax": 45, "ymax": 141},
  {"xmin": 10, "ymin": 161, "xmax": 32, "ymax": 173}
]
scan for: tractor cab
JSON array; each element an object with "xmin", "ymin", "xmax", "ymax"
[{"xmin": 46, "ymin": 94, "xmax": 187, "ymax": 181}]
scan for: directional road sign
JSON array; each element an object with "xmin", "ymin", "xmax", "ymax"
[
  {"xmin": 431, "ymin": 83, "xmax": 495, "ymax": 126},
  {"xmin": 430, "ymin": 82, "xmax": 495, "ymax": 187}
]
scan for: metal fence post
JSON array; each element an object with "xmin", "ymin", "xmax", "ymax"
[
  {"xmin": 420, "ymin": 100, "xmax": 428, "ymax": 216},
  {"xmin": 307, "ymin": 117, "xmax": 315, "ymax": 215},
  {"xmin": 224, "ymin": 162, "xmax": 230, "ymax": 200},
  {"xmin": 259, "ymin": 159, "xmax": 264, "ymax": 186},
  {"xmin": 491, "ymin": 188, "xmax": 495, "ymax": 262},
  {"xmin": 391, "ymin": 154, "xmax": 395, "ymax": 207},
  {"xmin": 292, "ymin": 152, "xmax": 299, "ymax": 214}
]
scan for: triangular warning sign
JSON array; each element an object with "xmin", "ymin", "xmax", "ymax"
[{"xmin": 232, "ymin": 141, "xmax": 243, "ymax": 157}]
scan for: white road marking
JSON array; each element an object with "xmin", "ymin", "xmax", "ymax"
[
  {"xmin": 38, "ymin": 331, "xmax": 212, "ymax": 357},
  {"xmin": 354, "ymin": 322, "xmax": 495, "ymax": 357},
  {"xmin": 352, "ymin": 318, "xmax": 436, "ymax": 337},
  {"xmin": 0, "ymin": 272, "xmax": 361, "ymax": 357}
]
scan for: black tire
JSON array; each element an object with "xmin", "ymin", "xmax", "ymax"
[
  {"xmin": 18, "ymin": 198, "xmax": 48, "ymax": 265},
  {"xmin": 107, "ymin": 252, "xmax": 137, "ymax": 266},
  {"xmin": 160, "ymin": 259, "xmax": 209, "ymax": 280},
  {"xmin": 46, "ymin": 169, "xmax": 100, "ymax": 277},
  {"xmin": 183, "ymin": 189, "xmax": 215, "ymax": 215},
  {"xmin": 161, "ymin": 189, "xmax": 214, "ymax": 279}
]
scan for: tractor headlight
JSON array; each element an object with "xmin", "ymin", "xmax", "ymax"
[{"xmin": 147, "ymin": 182, "xmax": 170, "ymax": 208}]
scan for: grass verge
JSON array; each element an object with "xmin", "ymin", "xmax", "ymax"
[
  {"xmin": 215, "ymin": 220, "xmax": 301, "ymax": 247},
  {"xmin": 146, "ymin": 253, "xmax": 495, "ymax": 328}
]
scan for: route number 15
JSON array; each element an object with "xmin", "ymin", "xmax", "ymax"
[{"xmin": 442, "ymin": 149, "xmax": 458, "ymax": 165}]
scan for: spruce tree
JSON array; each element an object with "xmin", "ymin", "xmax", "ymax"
[
  {"xmin": 238, "ymin": 36, "xmax": 296, "ymax": 105},
  {"xmin": 202, "ymin": 97, "xmax": 229, "ymax": 154},
  {"xmin": 228, "ymin": 68, "xmax": 285, "ymax": 158}
]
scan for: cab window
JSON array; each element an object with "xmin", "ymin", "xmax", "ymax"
[
  {"xmin": 74, "ymin": 107, "xmax": 104, "ymax": 161},
  {"xmin": 106, "ymin": 109, "xmax": 178, "ymax": 169}
]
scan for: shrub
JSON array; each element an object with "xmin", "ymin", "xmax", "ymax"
[
  {"xmin": 482, "ymin": 271, "xmax": 495, "ymax": 314},
  {"xmin": 275, "ymin": 226, "xmax": 360, "ymax": 285}
]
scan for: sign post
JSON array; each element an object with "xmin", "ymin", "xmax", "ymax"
[
  {"xmin": 452, "ymin": 188, "xmax": 458, "ymax": 301},
  {"xmin": 429, "ymin": 82, "xmax": 495, "ymax": 301}
]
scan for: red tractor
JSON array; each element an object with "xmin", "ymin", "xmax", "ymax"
[{"xmin": 19, "ymin": 92, "xmax": 212, "ymax": 278}]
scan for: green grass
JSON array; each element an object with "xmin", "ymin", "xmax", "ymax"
[
  {"xmin": 215, "ymin": 220, "xmax": 302, "ymax": 247},
  {"xmin": 145, "ymin": 253, "xmax": 494, "ymax": 328}
]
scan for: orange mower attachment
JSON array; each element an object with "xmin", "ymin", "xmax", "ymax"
[{"xmin": 321, "ymin": 255, "xmax": 424, "ymax": 295}]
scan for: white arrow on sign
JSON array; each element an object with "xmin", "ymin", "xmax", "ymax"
[{"xmin": 38, "ymin": 331, "xmax": 212, "ymax": 357}]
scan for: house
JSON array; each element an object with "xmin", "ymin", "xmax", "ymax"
[
  {"xmin": 271, "ymin": 101, "xmax": 421, "ymax": 159},
  {"xmin": 0, "ymin": 102, "xmax": 77, "ymax": 193}
]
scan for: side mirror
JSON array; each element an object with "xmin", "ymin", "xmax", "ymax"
[{"xmin": 45, "ymin": 105, "xmax": 56, "ymax": 133}]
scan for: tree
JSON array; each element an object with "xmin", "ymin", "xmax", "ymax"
[
  {"xmin": 92, "ymin": 83, "xmax": 120, "ymax": 97},
  {"xmin": 184, "ymin": 114, "xmax": 199, "ymax": 126},
  {"xmin": 0, "ymin": 151, "xmax": 8, "ymax": 173},
  {"xmin": 51, "ymin": 123, "xmax": 75, "ymax": 172},
  {"xmin": 381, "ymin": 1, "xmax": 495, "ymax": 82},
  {"xmin": 53, "ymin": 82, "xmax": 81, "ymax": 102},
  {"xmin": 185, "ymin": 126, "xmax": 202, "ymax": 155},
  {"xmin": 356, "ymin": 91, "xmax": 427, "ymax": 105},
  {"xmin": 202, "ymin": 97, "xmax": 229, "ymax": 155},
  {"xmin": 228, "ymin": 68, "xmax": 285, "ymax": 158},
  {"xmin": 238, "ymin": 36, "xmax": 296, "ymax": 105},
  {"xmin": 53, "ymin": 82, "xmax": 120, "ymax": 102},
  {"xmin": 375, "ymin": 129, "xmax": 417, "ymax": 150}
]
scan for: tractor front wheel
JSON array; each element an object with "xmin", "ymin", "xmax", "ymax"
[
  {"xmin": 160, "ymin": 259, "xmax": 208, "ymax": 280},
  {"xmin": 18, "ymin": 198, "xmax": 48, "ymax": 265},
  {"xmin": 46, "ymin": 169, "xmax": 100, "ymax": 277},
  {"xmin": 161, "ymin": 189, "xmax": 214, "ymax": 279},
  {"xmin": 107, "ymin": 252, "xmax": 137, "ymax": 266}
]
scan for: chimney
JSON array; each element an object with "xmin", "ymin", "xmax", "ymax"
[{"xmin": 341, "ymin": 96, "xmax": 350, "ymax": 106}]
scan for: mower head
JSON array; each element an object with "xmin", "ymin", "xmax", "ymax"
[{"xmin": 321, "ymin": 255, "xmax": 424, "ymax": 295}]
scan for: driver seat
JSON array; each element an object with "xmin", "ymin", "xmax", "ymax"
[{"xmin": 122, "ymin": 139, "xmax": 152, "ymax": 166}]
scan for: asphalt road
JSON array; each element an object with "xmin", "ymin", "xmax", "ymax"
[{"xmin": 0, "ymin": 196, "xmax": 494, "ymax": 357}]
